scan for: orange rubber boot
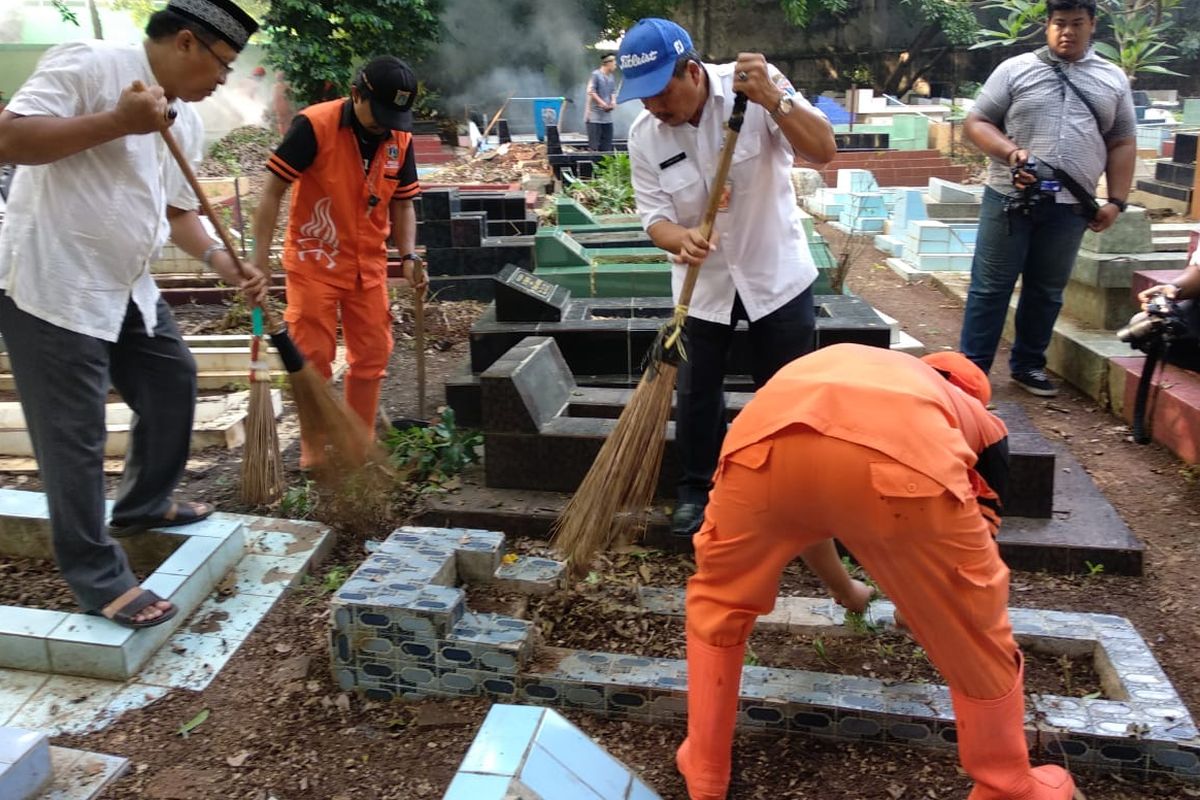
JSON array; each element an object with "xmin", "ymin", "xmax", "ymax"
[
  {"xmin": 676, "ymin": 631, "xmax": 745, "ymax": 800},
  {"xmin": 345, "ymin": 376, "xmax": 383, "ymax": 433},
  {"xmin": 951, "ymin": 656, "xmax": 1075, "ymax": 800}
]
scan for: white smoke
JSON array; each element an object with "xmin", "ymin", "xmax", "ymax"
[{"xmin": 428, "ymin": 0, "xmax": 627, "ymax": 136}]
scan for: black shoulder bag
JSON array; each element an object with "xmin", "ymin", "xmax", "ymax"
[{"xmin": 1033, "ymin": 46, "xmax": 1106, "ymax": 219}]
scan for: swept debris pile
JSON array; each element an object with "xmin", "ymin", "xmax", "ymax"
[{"xmin": 422, "ymin": 142, "xmax": 546, "ymax": 183}]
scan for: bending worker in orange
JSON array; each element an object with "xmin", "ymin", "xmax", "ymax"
[
  {"xmin": 678, "ymin": 343, "xmax": 1075, "ymax": 800},
  {"xmin": 253, "ymin": 56, "xmax": 427, "ymax": 467}
]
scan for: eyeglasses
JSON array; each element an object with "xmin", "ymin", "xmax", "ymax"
[{"xmin": 193, "ymin": 34, "xmax": 233, "ymax": 77}]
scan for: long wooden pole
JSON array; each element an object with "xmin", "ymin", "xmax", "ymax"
[{"xmin": 474, "ymin": 92, "xmax": 514, "ymax": 155}]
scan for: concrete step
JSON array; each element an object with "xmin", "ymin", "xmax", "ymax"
[
  {"xmin": 0, "ymin": 389, "xmax": 281, "ymax": 457},
  {"xmin": 0, "ymin": 727, "xmax": 51, "ymax": 800}
]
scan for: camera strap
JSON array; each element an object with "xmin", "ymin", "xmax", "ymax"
[
  {"xmin": 1035, "ymin": 47, "xmax": 1110, "ymax": 136},
  {"xmin": 1033, "ymin": 47, "xmax": 1105, "ymax": 220}
]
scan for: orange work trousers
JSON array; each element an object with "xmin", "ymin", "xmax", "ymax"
[
  {"xmin": 284, "ymin": 270, "xmax": 394, "ymax": 466},
  {"xmin": 687, "ymin": 424, "xmax": 1019, "ymax": 700}
]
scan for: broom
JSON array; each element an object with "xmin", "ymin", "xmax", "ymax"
[
  {"xmin": 552, "ymin": 92, "xmax": 749, "ymax": 571},
  {"xmin": 160, "ymin": 124, "xmax": 376, "ymax": 495},
  {"xmin": 414, "ymin": 255, "xmax": 427, "ymax": 419}
]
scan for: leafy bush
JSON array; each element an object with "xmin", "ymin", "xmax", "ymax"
[
  {"xmin": 565, "ymin": 153, "xmax": 636, "ymax": 216},
  {"xmin": 382, "ymin": 407, "xmax": 482, "ymax": 487}
]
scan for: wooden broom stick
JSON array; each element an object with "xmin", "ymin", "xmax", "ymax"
[
  {"xmin": 551, "ymin": 93, "xmax": 749, "ymax": 571},
  {"xmin": 473, "ymin": 92, "xmax": 514, "ymax": 156}
]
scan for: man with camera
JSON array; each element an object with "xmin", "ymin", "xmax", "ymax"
[
  {"xmin": 960, "ymin": 0, "xmax": 1136, "ymax": 397},
  {"xmin": 1129, "ymin": 258, "xmax": 1200, "ymax": 370}
]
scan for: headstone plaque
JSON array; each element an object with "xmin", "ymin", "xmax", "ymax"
[{"xmin": 494, "ymin": 264, "xmax": 570, "ymax": 322}]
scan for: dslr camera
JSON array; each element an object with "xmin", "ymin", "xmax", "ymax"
[
  {"xmin": 1004, "ymin": 155, "xmax": 1061, "ymax": 218},
  {"xmin": 1117, "ymin": 293, "xmax": 1191, "ymax": 352}
]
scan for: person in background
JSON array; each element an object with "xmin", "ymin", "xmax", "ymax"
[
  {"xmin": 0, "ymin": 0, "xmax": 266, "ymax": 628},
  {"xmin": 617, "ymin": 17, "xmax": 836, "ymax": 537},
  {"xmin": 959, "ymin": 0, "xmax": 1135, "ymax": 397},
  {"xmin": 252, "ymin": 56, "xmax": 427, "ymax": 470},
  {"xmin": 585, "ymin": 53, "xmax": 618, "ymax": 152}
]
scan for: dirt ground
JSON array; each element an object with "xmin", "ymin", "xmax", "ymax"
[{"xmin": 9, "ymin": 216, "xmax": 1200, "ymax": 799}]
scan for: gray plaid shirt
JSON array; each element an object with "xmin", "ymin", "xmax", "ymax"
[{"xmin": 971, "ymin": 47, "xmax": 1135, "ymax": 199}]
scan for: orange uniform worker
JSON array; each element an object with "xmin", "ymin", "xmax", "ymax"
[
  {"xmin": 253, "ymin": 56, "xmax": 427, "ymax": 467},
  {"xmin": 678, "ymin": 344, "xmax": 1075, "ymax": 800}
]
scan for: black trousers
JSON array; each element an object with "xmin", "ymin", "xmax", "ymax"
[
  {"xmin": 675, "ymin": 287, "xmax": 816, "ymax": 505},
  {"xmin": 0, "ymin": 291, "xmax": 197, "ymax": 611},
  {"xmin": 587, "ymin": 122, "xmax": 614, "ymax": 152}
]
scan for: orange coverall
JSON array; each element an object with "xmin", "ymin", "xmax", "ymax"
[{"xmin": 678, "ymin": 344, "xmax": 1075, "ymax": 800}]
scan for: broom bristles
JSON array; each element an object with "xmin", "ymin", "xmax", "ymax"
[
  {"xmin": 288, "ymin": 363, "xmax": 390, "ymax": 480},
  {"xmin": 552, "ymin": 361, "xmax": 678, "ymax": 572},
  {"xmin": 240, "ymin": 370, "xmax": 284, "ymax": 505}
]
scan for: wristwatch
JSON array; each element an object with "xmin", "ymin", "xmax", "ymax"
[
  {"xmin": 1107, "ymin": 198, "xmax": 1128, "ymax": 213},
  {"xmin": 770, "ymin": 93, "xmax": 793, "ymax": 119},
  {"xmin": 399, "ymin": 252, "xmax": 422, "ymax": 265}
]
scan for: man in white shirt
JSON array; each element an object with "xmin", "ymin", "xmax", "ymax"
[
  {"xmin": 0, "ymin": 0, "xmax": 265, "ymax": 629},
  {"xmin": 617, "ymin": 18, "xmax": 836, "ymax": 536}
]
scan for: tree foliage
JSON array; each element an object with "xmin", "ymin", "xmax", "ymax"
[
  {"xmin": 109, "ymin": 0, "xmax": 271, "ymax": 28},
  {"xmin": 262, "ymin": 0, "xmax": 443, "ymax": 107},
  {"xmin": 974, "ymin": 0, "xmax": 1187, "ymax": 80}
]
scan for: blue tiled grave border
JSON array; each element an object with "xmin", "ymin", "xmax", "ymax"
[
  {"xmin": 330, "ymin": 526, "xmax": 1200, "ymax": 782},
  {"xmin": 0, "ymin": 489, "xmax": 244, "ymax": 681}
]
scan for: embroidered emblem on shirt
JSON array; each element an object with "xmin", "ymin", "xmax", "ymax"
[{"xmin": 297, "ymin": 197, "xmax": 341, "ymax": 270}]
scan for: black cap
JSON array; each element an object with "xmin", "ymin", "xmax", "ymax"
[
  {"xmin": 358, "ymin": 56, "xmax": 418, "ymax": 132},
  {"xmin": 166, "ymin": 0, "xmax": 258, "ymax": 51}
]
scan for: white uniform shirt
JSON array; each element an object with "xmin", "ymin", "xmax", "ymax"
[
  {"xmin": 628, "ymin": 62, "xmax": 821, "ymax": 325},
  {"xmin": 0, "ymin": 40, "xmax": 203, "ymax": 342}
]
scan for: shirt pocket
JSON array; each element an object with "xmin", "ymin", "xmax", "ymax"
[
  {"xmin": 868, "ymin": 462, "xmax": 946, "ymax": 498},
  {"xmin": 659, "ymin": 158, "xmax": 706, "ymax": 221}
]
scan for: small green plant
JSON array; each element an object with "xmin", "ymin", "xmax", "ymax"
[
  {"xmin": 382, "ymin": 407, "xmax": 482, "ymax": 486},
  {"xmin": 280, "ymin": 479, "xmax": 315, "ymax": 519},
  {"xmin": 1084, "ymin": 560, "xmax": 1106, "ymax": 578},
  {"xmin": 744, "ymin": 645, "xmax": 761, "ymax": 667},
  {"xmin": 301, "ymin": 563, "xmax": 351, "ymax": 605},
  {"xmin": 564, "ymin": 154, "xmax": 636, "ymax": 216},
  {"xmin": 321, "ymin": 564, "xmax": 351, "ymax": 594}
]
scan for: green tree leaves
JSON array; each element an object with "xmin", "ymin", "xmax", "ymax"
[{"xmin": 262, "ymin": 0, "xmax": 443, "ymax": 107}]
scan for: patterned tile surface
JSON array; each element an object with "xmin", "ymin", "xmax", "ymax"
[{"xmin": 332, "ymin": 526, "xmax": 1200, "ymax": 781}]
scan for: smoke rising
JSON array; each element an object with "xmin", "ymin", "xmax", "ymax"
[{"xmin": 427, "ymin": 0, "xmax": 637, "ymax": 137}]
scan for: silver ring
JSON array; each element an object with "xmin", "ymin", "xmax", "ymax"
[{"xmin": 736, "ymin": 70, "xmax": 748, "ymax": 82}]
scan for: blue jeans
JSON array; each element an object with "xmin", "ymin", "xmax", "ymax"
[{"xmin": 959, "ymin": 187, "xmax": 1089, "ymax": 375}]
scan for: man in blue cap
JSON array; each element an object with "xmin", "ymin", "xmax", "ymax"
[{"xmin": 616, "ymin": 19, "xmax": 836, "ymax": 538}]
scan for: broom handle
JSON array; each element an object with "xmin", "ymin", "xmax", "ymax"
[
  {"xmin": 159, "ymin": 123, "xmax": 281, "ymax": 332},
  {"xmin": 676, "ymin": 92, "xmax": 749, "ymax": 311},
  {"xmin": 414, "ymin": 257, "xmax": 426, "ymax": 418}
]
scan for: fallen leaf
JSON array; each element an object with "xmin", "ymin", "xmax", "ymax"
[
  {"xmin": 638, "ymin": 564, "xmax": 652, "ymax": 583},
  {"xmin": 226, "ymin": 750, "xmax": 251, "ymax": 768},
  {"xmin": 177, "ymin": 708, "xmax": 210, "ymax": 738},
  {"xmin": 273, "ymin": 643, "xmax": 293, "ymax": 654}
]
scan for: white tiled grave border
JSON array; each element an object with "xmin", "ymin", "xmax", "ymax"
[{"xmin": 0, "ymin": 489, "xmax": 333, "ymax": 737}]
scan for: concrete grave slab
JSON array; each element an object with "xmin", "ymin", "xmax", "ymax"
[{"xmin": 444, "ymin": 704, "xmax": 663, "ymax": 800}]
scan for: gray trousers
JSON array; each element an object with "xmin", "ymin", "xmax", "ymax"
[{"xmin": 0, "ymin": 291, "xmax": 197, "ymax": 611}]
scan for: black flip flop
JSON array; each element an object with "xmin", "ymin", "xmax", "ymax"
[
  {"xmin": 90, "ymin": 589, "xmax": 178, "ymax": 630},
  {"xmin": 110, "ymin": 500, "xmax": 215, "ymax": 538}
]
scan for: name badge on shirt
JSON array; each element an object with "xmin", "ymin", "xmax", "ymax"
[
  {"xmin": 718, "ymin": 179, "xmax": 733, "ymax": 213},
  {"xmin": 659, "ymin": 152, "xmax": 687, "ymax": 170}
]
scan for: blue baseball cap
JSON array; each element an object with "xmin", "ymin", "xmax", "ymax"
[{"xmin": 616, "ymin": 18, "xmax": 694, "ymax": 103}]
